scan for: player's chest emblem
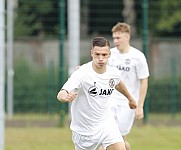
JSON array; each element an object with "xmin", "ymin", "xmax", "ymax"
[
  {"xmin": 125, "ymin": 59, "xmax": 131, "ymax": 65},
  {"xmin": 109, "ymin": 78, "xmax": 115, "ymax": 88}
]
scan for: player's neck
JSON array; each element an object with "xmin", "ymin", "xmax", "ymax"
[
  {"xmin": 119, "ymin": 45, "xmax": 130, "ymax": 54},
  {"xmin": 92, "ymin": 63, "xmax": 106, "ymax": 74}
]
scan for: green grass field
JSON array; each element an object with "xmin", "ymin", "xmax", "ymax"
[{"xmin": 5, "ymin": 113, "xmax": 181, "ymax": 150}]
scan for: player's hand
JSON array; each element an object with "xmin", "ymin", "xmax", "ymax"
[
  {"xmin": 57, "ymin": 90, "xmax": 77, "ymax": 103},
  {"xmin": 65, "ymin": 92, "xmax": 78, "ymax": 102},
  {"xmin": 129, "ymin": 99, "xmax": 137, "ymax": 109},
  {"xmin": 135, "ymin": 107, "xmax": 144, "ymax": 120}
]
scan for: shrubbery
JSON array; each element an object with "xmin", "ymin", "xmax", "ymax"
[
  {"xmin": 148, "ymin": 78, "xmax": 181, "ymax": 113},
  {"xmin": 13, "ymin": 59, "xmax": 61, "ymax": 113},
  {"xmin": 12, "ymin": 59, "xmax": 181, "ymax": 113}
]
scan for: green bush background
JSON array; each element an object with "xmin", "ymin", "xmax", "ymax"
[{"xmin": 10, "ymin": 59, "xmax": 181, "ymax": 114}]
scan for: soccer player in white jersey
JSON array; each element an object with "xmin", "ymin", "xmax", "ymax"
[
  {"xmin": 107, "ymin": 22, "xmax": 149, "ymax": 150},
  {"xmin": 57, "ymin": 37, "xmax": 137, "ymax": 150}
]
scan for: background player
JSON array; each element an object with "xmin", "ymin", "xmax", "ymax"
[{"xmin": 107, "ymin": 22, "xmax": 149, "ymax": 150}]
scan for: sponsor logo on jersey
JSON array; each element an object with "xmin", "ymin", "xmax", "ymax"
[
  {"xmin": 99, "ymin": 88, "xmax": 114, "ymax": 96},
  {"xmin": 88, "ymin": 81, "xmax": 115, "ymax": 97},
  {"xmin": 115, "ymin": 59, "xmax": 131, "ymax": 71},
  {"xmin": 116, "ymin": 65, "xmax": 130, "ymax": 71},
  {"xmin": 88, "ymin": 86, "xmax": 99, "ymax": 97}
]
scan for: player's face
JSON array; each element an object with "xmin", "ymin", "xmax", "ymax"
[
  {"xmin": 112, "ymin": 31, "xmax": 129, "ymax": 51},
  {"xmin": 91, "ymin": 46, "xmax": 110, "ymax": 69}
]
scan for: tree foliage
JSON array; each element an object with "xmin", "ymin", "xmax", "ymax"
[
  {"xmin": 157, "ymin": 0, "xmax": 181, "ymax": 31},
  {"xmin": 14, "ymin": 0, "xmax": 59, "ymax": 38},
  {"xmin": 13, "ymin": 0, "xmax": 181, "ymax": 38},
  {"xmin": 149, "ymin": 0, "xmax": 181, "ymax": 37}
]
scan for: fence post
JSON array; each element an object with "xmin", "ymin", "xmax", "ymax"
[
  {"xmin": 0, "ymin": 0, "xmax": 5, "ymax": 149},
  {"xmin": 59, "ymin": 0, "xmax": 66, "ymax": 127},
  {"xmin": 171, "ymin": 58, "xmax": 176, "ymax": 118},
  {"xmin": 142, "ymin": 0, "xmax": 149, "ymax": 124},
  {"xmin": 7, "ymin": 0, "xmax": 14, "ymax": 119},
  {"xmin": 48, "ymin": 60, "xmax": 55, "ymax": 114}
]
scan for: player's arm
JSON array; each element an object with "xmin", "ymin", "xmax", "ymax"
[
  {"xmin": 115, "ymin": 80, "xmax": 137, "ymax": 109},
  {"xmin": 135, "ymin": 78, "xmax": 148, "ymax": 119},
  {"xmin": 57, "ymin": 89, "xmax": 77, "ymax": 103}
]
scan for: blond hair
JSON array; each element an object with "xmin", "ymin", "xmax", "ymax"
[{"xmin": 111, "ymin": 22, "xmax": 131, "ymax": 35}]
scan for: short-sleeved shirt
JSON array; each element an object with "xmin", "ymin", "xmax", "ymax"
[
  {"xmin": 62, "ymin": 61, "xmax": 122, "ymax": 135},
  {"xmin": 108, "ymin": 46, "xmax": 149, "ymax": 104}
]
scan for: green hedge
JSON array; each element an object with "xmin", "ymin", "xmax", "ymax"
[
  {"xmin": 12, "ymin": 59, "xmax": 61, "ymax": 113},
  {"xmin": 12, "ymin": 59, "xmax": 181, "ymax": 113},
  {"xmin": 148, "ymin": 78, "xmax": 181, "ymax": 113}
]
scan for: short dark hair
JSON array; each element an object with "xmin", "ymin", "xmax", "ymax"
[{"xmin": 92, "ymin": 37, "xmax": 110, "ymax": 48}]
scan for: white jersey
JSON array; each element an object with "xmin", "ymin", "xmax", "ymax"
[
  {"xmin": 108, "ymin": 46, "xmax": 149, "ymax": 104},
  {"xmin": 62, "ymin": 61, "xmax": 122, "ymax": 135}
]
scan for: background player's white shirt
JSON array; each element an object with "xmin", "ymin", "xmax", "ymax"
[
  {"xmin": 62, "ymin": 61, "xmax": 122, "ymax": 135},
  {"xmin": 108, "ymin": 46, "xmax": 149, "ymax": 105}
]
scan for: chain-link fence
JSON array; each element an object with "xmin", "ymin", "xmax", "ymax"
[{"xmin": 4, "ymin": 0, "xmax": 181, "ymax": 121}]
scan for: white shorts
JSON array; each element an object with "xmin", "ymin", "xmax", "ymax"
[
  {"xmin": 72, "ymin": 117, "xmax": 124, "ymax": 150},
  {"xmin": 110, "ymin": 103, "xmax": 135, "ymax": 136}
]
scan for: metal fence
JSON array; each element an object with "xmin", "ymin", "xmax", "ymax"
[{"xmin": 4, "ymin": 0, "xmax": 181, "ymax": 120}]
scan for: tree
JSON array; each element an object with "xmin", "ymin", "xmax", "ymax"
[
  {"xmin": 122, "ymin": 0, "xmax": 136, "ymax": 37},
  {"xmin": 157, "ymin": 0, "xmax": 181, "ymax": 36},
  {"xmin": 149, "ymin": 0, "xmax": 181, "ymax": 37},
  {"xmin": 14, "ymin": 0, "xmax": 59, "ymax": 38}
]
